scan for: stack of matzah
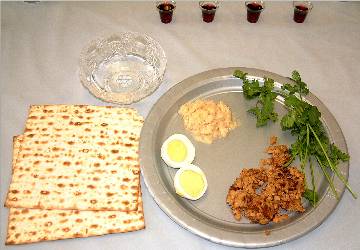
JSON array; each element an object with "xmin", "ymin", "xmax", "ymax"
[{"xmin": 4, "ymin": 105, "xmax": 145, "ymax": 245}]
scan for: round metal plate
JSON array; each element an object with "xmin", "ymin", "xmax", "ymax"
[{"xmin": 140, "ymin": 67, "xmax": 348, "ymax": 248}]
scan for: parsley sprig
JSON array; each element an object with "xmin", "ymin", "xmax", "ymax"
[
  {"xmin": 234, "ymin": 69, "xmax": 356, "ymax": 205},
  {"xmin": 234, "ymin": 70, "xmax": 278, "ymax": 127}
]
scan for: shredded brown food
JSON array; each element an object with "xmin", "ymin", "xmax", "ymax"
[
  {"xmin": 270, "ymin": 135, "xmax": 277, "ymax": 145},
  {"xmin": 226, "ymin": 138, "xmax": 305, "ymax": 225}
]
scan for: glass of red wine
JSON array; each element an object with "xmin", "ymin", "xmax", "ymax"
[
  {"xmin": 199, "ymin": 1, "xmax": 219, "ymax": 23},
  {"xmin": 245, "ymin": 1, "xmax": 265, "ymax": 23},
  {"xmin": 293, "ymin": 1, "xmax": 313, "ymax": 23},
  {"xmin": 156, "ymin": 1, "xmax": 176, "ymax": 24}
]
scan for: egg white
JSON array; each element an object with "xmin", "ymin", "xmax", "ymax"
[
  {"xmin": 174, "ymin": 164, "xmax": 208, "ymax": 200},
  {"xmin": 161, "ymin": 134, "xmax": 195, "ymax": 169}
]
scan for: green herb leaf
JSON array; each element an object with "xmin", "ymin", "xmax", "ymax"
[
  {"xmin": 282, "ymin": 70, "xmax": 309, "ymax": 99},
  {"xmin": 330, "ymin": 144, "xmax": 350, "ymax": 163},
  {"xmin": 243, "ymin": 80, "xmax": 262, "ymax": 98},
  {"xmin": 307, "ymin": 106, "xmax": 321, "ymax": 126},
  {"xmin": 280, "ymin": 110, "xmax": 296, "ymax": 129},
  {"xmin": 303, "ymin": 188, "xmax": 319, "ymax": 206},
  {"xmin": 234, "ymin": 70, "xmax": 262, "ymax": 99},
  {"xmin": 292, "ymin": 70, "xmax": 302, "ymax": 82},
  {"xmin": 233, "ymin": 70, "xmax": 248, "ymax": 80},
  {"xmin": 234, "ymin": 70, "xmax": 278, "ymax": 126}
]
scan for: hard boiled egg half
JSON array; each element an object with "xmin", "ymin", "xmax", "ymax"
[
  {"xmin": 174, "ymin": 164, "xmax": 208, "ymax": 200},
  {"xmin": 161, "ymin": 134, "xmax": 195, "ymax": 169}
]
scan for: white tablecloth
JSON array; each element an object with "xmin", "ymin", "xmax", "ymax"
[{"xmin": 1, "ymin": 1, "xmax": 360, "ymax": 249}]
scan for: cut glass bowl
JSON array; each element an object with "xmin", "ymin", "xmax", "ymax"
[{"xmin": 79, "ymin": 32, "xmax": 167, "ymax": 104}]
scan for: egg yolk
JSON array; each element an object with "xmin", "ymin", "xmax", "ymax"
[
  {"xmin": 167, "ymin": 139, "xmax": 187, "ymax": 162},
  {"xmin": 179, "ymin": 170, "xmax": 204, "ymax": 198}
]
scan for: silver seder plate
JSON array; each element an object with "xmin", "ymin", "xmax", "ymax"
[{"xmin": 139, "ymin": 67, "xmax": 349, "ymax": 248}]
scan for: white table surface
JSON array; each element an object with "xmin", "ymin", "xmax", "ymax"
[{"xmin": 1, "ymin": 1, "xmax": 360, "ymax": 249}]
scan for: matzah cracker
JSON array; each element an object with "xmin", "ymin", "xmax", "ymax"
[
  {"xmin": 6, "ymin": 105, "xmax": 143, "ymax": 211},
  {"xmin": 6, "ymin": 136, "xmax": 145, "ymax": 245},
  {"xmin": 6, "ymin": 202, "xmax": 145, "ymax": 245},
  {"xmin": 11, "ymin": 135, "xmax": 22, "ymax": 174},
  {"xmin": 6, "ymin": 201, "xmax": 145, "ymax": 245},
  {"xmin": 23, "ymin": 105, "xmax": 143, "ymax": 135}
]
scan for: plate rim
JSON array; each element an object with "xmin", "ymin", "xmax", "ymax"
[{"xmin": 140, "ymin": 67, "xmax": 348, "ymax": 248}]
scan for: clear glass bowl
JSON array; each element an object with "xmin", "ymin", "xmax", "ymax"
[{"xmin": 79, "ymin": 32, "xmax": 167, "ymax": 104}]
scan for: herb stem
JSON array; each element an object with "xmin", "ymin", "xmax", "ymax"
[
  {"xmin": 332, "ymin": 166, "xmax": 358, "ymax": 199},
  {"xmin": 309, "ymin": 157, "xmax": 316, "ymax": 206},
  {"xmin": 316, "ymin": 156, "xmax": 339, "ymax": 200},
  {"xmin": 299, "ymin": 151, "xmax": 307, "ymax": 189},
  {"xmin": 309, "ymin": 124, "xmax": 357, "ymax": 199},
  {"xmin": 299, "ymin": 142, "xmax": 309, "ymax": 189},
  {"xmin": 284, "ymin": 155, "xmax": 295, "ymax": 167}
]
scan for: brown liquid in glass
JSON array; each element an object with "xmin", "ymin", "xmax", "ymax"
[
  {"xmin": 246, "ymin": 3, "xmax": 263, "ymax": 23},
  {"xmin": 201, "ymin": 4, "xmax": 217, "ymax": 23},
  {"xmin": 294, "ymin": 5, "xmax": 309, "ymax": 23},
  {"xmin": 158, "ymin": 3, "xmax": 175, "ymax": 24}
]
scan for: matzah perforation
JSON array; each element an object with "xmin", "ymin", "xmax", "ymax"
[
  {"xmin": 6, "ymin": 105, "xmax": 143, "ymax": 211},
  {"xmin": 24, "ymin": 105, "xmax": 143, "ymax": 129},
  {"xmin": 6, "ymin": 199, "xmax": 145, "ymax": 245},
  {"xmin": 5, "ymin": 131, "xmax": 145, "ymax": 245}
]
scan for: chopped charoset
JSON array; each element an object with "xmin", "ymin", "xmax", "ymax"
[{"xmin": 227, "ymin": 141, "xmax": 305, "ymax": 224}]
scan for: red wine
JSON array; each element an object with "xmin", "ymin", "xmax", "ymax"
[
  {"xmin": 246, "ymin": 3, "xmax": 263, "ymax": 23},
  {"xmin": 296, "ymin": 5, "xmax": 308, "ymax": 11},
  {"xmin": 293, "ymin": 5, "xmax": 309, "ymax": 23},
  {"xmin": 202, "ymin": 4, "xmax": 216, "ymax": 11},
  {"xmin": 158, "ymin": 3, "xmax": 175, "ymax": 24},
  {"xmin": 247, "ymin": 3, "xmax": 263, "ymax": 11},
  {"xmin": 201, "ymin": 3, "xmax": 217, "ymax": 23}
]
